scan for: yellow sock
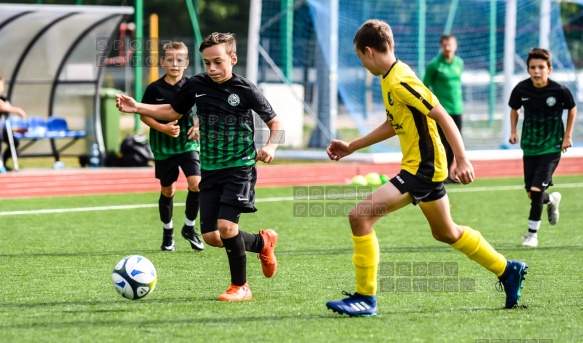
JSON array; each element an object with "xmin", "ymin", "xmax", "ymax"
[
  {"xmin": 451, "ymin": 226, "xmax": 507, "ymax": 277},
  {"xmin": 352, "ymin": 230, "xmax": 380, "ymax": 296}
]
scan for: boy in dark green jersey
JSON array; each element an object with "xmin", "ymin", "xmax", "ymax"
[
  {"xmin": 325, "ymin": 19, "xmax": 527, "ymax": 316},
  {"xmin": 508, "ymin": 48, "xmax": 577, "ymax": 248},
  {"xmin": 141, "ymin": 42, "xmax": 203, "ymax": 252},
  {"xmin": 116, "ymin": 32, "xmax": 282, "ymax": 302},
  {"xmin": 423, "ymin": 34, "xmax": 464, "ymax": 183}
]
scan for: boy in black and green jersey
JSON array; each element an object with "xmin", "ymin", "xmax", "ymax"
[
  {"xmin": 423, "ymin": 34, "xmax": 464, "ymax": 183},
  {"xmin": 508, "ymin": 48, "xmax": 577, "ymax": 248},
  {"xmin": 116, "ymin": 32, "xmax": 282, "ymax": 302},
  {"xmin": 141, "ymin": 42, "xmax": 203, "ymax": 252}
]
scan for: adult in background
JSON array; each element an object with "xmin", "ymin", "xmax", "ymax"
[
  {"xmin": 423, "ymin": 34, "xmax": 464, "ymax": 183},
  {"xmin": 0, "ymin": 75, "xmax": 27, "ymax": 173}
]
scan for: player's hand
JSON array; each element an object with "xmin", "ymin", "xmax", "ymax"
[
  {"xmin": 160, "ymin": 120, "xmax": 180, "ymax": 138},
  {"xmin": 508, "ymin": 133, "xmax": 518, "ymax": 144},
  {"xmin": 116, "ymin": 94, "xmax": 138, "ymax": 113},
  {"xmin": 562, "ymin": 137, "xmax": 573, "ymax": 153},
  {"xmin": 450, "ymin": 157, "xmax": 474, "ymax": 185},
  {"xmin": 256, "ymin": 145, "xmax": 276, "ymax": 163},
  {"xmin": 327, "ymin": 139, "xmax": 352, "ymax": 161},
  {"xmin": 188, "ymin": 125, "xmax": 200, "ymax": 141}
]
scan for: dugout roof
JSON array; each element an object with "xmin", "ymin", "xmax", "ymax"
[{"xmin": 0, "ymin": 4, "xmax": 133, "ymax": 155}]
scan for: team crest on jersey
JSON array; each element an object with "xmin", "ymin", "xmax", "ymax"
[
  {"xmin": 387, "ymin": 92, "xmax": 394, "ymax": 106},
  {"xmin": 546, "ymin": 96, "xmax": 556, "ymax": 107},
  {"xmin": 228, "ymin": 94, "xmax": 240, "ymax": 106}
]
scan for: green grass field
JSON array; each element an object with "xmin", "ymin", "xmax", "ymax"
[{"xmin": 1, "ymin": 175, "xmax": 582, "ymax": 342}]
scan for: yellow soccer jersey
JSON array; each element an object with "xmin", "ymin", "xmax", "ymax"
[{"xmin": 381, "ymin": 60, "xmax": 448, "ymax": 182}]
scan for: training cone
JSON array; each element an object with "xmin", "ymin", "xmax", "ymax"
[
  {"xmin": 379, "ymin": 174, "xmax": 389, "ymax": 184},
  {"xmin": 365, "ymin": 172, "xmax": 382, "ymax": 186},
  {"xmin": 351, "ymin": 175, "xmax": 368, "ymax": 186}
]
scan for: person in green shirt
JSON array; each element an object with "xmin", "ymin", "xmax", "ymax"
[{"xmin": 423, "ymin": 34, "xmax": 464, "ymax": 183}]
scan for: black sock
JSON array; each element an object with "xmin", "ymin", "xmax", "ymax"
[
  {"xmin": 239, "ymin": 230, "xmax": 264, "ymax": 253},
  {"xmin": 185, "ymin": 190, "xmax": 199, "ymax": 222},
  {"xmin": 221, "ymin": 232, "xmax": 247, "ymax": 286},
  {"xmin": 158, "ymin": 194, "xmax": 173, "ymax": 224},
  {"xmin": 542, "ymin": 191, "xmax": 550, "ymax": 204},
  {"xmin": 529, "ymin": 191, "xmax": 544, "ymax": 221}
]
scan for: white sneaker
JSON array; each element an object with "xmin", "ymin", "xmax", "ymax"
[
  {"xmin": 547, "ymin": 192, "xmax": 562, "ymax": 225},
  {"xmin": 522, "ymin": 234, "xmax": 538, "ymax": 247}
]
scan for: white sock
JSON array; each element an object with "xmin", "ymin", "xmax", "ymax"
[
  {"xmin": 163, "ymin": 221, "xmax": 173, "ymax": 230},
  {"xmin": 527, "ymin": 220, "xmax": 540, "ymax": 236},
  {"xmin": 184, "ymin": 219, "xmax": 195, "ymax": 227}
]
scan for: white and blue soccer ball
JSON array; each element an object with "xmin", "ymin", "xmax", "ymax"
[{"xmin": 112, "ymin": 255, "xmax": 157, "ymax": 300}]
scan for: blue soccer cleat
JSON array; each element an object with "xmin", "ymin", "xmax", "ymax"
[
  {"xmin": 326, "ymin": 291, "xmax": 377, "ymax": 317},
  {"xmin": 497, "ymin": 260, "xmax": 528, "ymax": 308}
]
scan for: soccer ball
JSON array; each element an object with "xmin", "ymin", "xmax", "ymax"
[{"xmin": 112, "ymin": 255, "xmax": 157, "ymax": 300}]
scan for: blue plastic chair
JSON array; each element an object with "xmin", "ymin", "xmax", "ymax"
[
  {"xmin": 47, "ymin": 117, "xmax": 86, "ymax": 138},
  {"xmin": 4, "ymin": 116, "xmax": 28, "ymax": 138},
  {"xmin": 23, "ymin": 117, "xmax": 47, "ymax": 139}
]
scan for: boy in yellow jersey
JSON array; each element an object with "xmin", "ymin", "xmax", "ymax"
[{"xmin": 325, "ymin": 19, "xmax": 527, "ymax": 316}]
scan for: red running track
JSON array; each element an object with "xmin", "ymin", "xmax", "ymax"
[{"xmin": 1, "ymin": 156, "xmax": 582, "ymax": 199}]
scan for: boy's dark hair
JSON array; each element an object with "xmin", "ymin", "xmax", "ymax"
[
  {"xmin": 199, "ymin": 32, "xmax": 237, "ymax": 55},
  {"xmin": 440, "ymin": 34, "xmax": 456, "ymax": 43},
  {"xmin": 163, "ymin": 41, "xmax": 188, "ymax": 54},
  {"xmin": 527, "ymin": 48, "xmax": 552, "ymax": 68},
  {"xmin": 353, "ymin": 19, "xmax": 394, "ymax": 54}
]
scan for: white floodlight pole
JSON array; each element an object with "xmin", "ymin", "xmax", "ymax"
[
  {"xmin": 247, "ymin": 0, "xmax": 261, "ymax": 85},
  {"xmin": 540, "ymin": 0, "xmax": 551, "ymax": 49},
  {"xmin": 501, "ymin": 0, "xmax": 517, "ymax": 148}
]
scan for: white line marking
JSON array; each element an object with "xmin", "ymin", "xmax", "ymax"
[{"xmin": 1, "ymin": 182, "xmax": 582, "ymax": 217}]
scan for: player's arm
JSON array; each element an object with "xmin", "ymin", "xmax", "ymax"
[
  {"xmin": 256, "ymin": 116, "xmax": 282, "ymax": 164},
  {"xmin": 327, "ymin": 121, "xmax": 396, "ymax": 161},
  {"xmin": 428, "ymin": 104, "xmax": 474, "ymax": 184},
  {"xmin": 0, "ymin": 99, "xmax": 26, "ymax": 118},
  {"xmin": 141, "ymin": 116, "xmax": 180, "ymax": 138},
  {"xmin": 562, "ymin": 106, "xmax": 577, "ymax": 152},
  {"xmin": 508, "ymin": 108, "xmax": 520, "ymax": 144},
  {"xmin": 116, "ymin": 94, "xmax": 182, "ymax": 121},
  {"xmin": 422, "ymin": 61, "xmax": 436, "ymax": 88}
]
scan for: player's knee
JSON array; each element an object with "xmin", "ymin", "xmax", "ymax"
[
  {"xmin": 161, "ymin": 186, "xmax": 175, "ymax": 198},
  {"xmin": 202, "ymin": 233, "xmax": 223, "ymax": 247},
  {"xmin": 188, "ymin": 184, "xmax": 200, "ymax": 192},
  {"xmin": 431, "ymin": 230, "xmax": 459, "ymax": 244}
]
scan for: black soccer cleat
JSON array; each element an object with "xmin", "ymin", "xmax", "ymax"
[
  {"xmin": 161, "ymin": 230, "xmax": 176, "ymax": 251},
  {"xmin": 181, "ymin": 225, "xmax": 204, "ymax": 251}
]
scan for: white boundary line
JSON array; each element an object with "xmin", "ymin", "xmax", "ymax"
[{"xmin": 1, "ymin": 182, "xmax": 582, "ymax": 217}]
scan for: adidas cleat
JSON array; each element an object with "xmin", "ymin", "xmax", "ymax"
[
  {"xmin": 326, "ymin": 291, "xmax": 377, "ymax": 317},
  {"xmin": 497, "ymin": 260, "xmax": 528, "ymax": 308}
]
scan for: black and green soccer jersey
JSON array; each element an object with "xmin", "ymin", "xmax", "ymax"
[
  {"xmin": 142, "ymin": 76, "xmax": 199, "ymax": 160},
  {"xmin": 171, "ymin": 73, "xmax": 277, "ymax": 171},
  {"xmin": 509, "ymin": 78, "xmax": 575, "ymax": 156}
]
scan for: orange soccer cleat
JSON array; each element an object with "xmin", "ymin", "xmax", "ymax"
[
  {"xmin": 258, "ymin": 229, "xmax": 278, "ymax": 278},
  {"xmin": 218, "ymin": 282, "xmax": 252, "ymax": 302}
]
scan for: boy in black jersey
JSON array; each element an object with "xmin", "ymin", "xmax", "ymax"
[
  {"xmin": 116, "ymin": 32, "xmax": 282, "ymax": 301},
  {"xmin": 141, "ymin": 42, "xmax": 203, "ymax": 252},
  {"xmin": 508, "ymin": 48, "xmax": 577, "ymax": 247}
]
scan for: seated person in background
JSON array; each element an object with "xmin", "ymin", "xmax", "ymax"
[{"xmin": 0, "ymin": 75, "xmax": 27, "ymax": 172}]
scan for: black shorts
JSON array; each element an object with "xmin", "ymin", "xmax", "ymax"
[
  {"xmin": 198, "ymin": 165, "xmax": 257, "ymax": 234},
  {"xmin": 523, "ymin": 152, "xmax": 561, "ymax": 192},
  {"xmin": 154, "ymin": 151, "xmax": 201, "ymax": 187},
  {"xmin": 389, "ymin": 170, "xmax": 447, "ymax": 205}
]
